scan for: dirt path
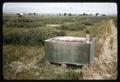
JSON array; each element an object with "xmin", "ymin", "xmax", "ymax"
[{"xmin": 82, "ymin": 19, "xmax": 117, "ymax": 80}]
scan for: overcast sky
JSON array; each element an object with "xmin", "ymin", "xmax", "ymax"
[{"xmin": 3, "ymin": 2, "xmax": 117, "ymax": 15}]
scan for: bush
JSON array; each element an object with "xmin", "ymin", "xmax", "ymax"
[
  {"xmin": 82, "ymin": 21, "xmax": 93, "ymax": 26},
  {"xmin": 3, "ymin": 15, "xmax": 45, "ymax": 28},
  {"xmin": 3, "ymin": 27, "xmax": 59, "ymax": 45},
  {"xmin": 85, "ymin": 29, "xmax": 90, "ymax": 34},
  {"xmin": 61, "ymin": 22, "xmax": 86, "ymax": 31},
  {"xmin": 53, "ymin": 30, "xmax": 66, "ymax": 36}
]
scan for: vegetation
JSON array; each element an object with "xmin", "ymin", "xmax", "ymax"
[
  {"xmin": 3, "ymin": 14, "xmax": 117, "ymax": 80},
  {"xmin": 3, "ymin": 27, "xmax": 65, "ymax": 45}
]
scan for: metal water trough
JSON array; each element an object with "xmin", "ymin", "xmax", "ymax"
[{"xmin": 44, "ymin": 36, "xmax": 96, "ymax": 65}]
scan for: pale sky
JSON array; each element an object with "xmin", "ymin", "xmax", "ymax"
[{"xmin": 3, "ymin": 2, "xmax": 117, "ymax": 15}]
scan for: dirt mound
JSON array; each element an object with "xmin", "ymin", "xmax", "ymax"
[{"xmin": 82, "ymin": 20, "xmax": 117, "ymax": 80}]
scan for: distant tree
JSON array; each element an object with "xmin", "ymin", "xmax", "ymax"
[
  {"xmin": 28, "ymin": 13, "xmax": 32, "ymax": 15},
  {"xmin": 83, "ymin": 13, "xmax": 89, "ymax": 16},
  {"xmin": 64, "ymin": 13, "xmax": 67, "ymax": 16},
  {"xmin": 33, "ymin": 13, "xmax": 36, "ymax": 15},
  {"xmin": 102, "ymin": 14, "xmax": 106, "ymax": 16},
  {"xmin": 59, "ymin": 14, "xmax": 61, "ymax": 16},
  {"xmin": 68, "ymin": 13, "xmax": 72, "ymax": 16},
  {"xmin": 89, "ymin": 14, "xmax": 92, "ymax": 16},
  {"xmin": 96, "ymin": 13, "xmax": 99, "ymax": 16},
  {"xmin": 16, "ymin": 13, "xmax": 24, "ymax": 17},
  {"xmin": 83, "ymin": 13, "xmax": 86, "ymax": 15}
]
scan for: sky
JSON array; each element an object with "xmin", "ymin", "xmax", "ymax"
[{"xmin": 3, "ymin": 2, "xmax": 117, "ymax": 15}]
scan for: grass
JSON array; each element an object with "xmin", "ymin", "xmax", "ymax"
[
  {"xmin": 3, "ymin": 15, "xmax": 112, "ymax": 45},
  {"xmin": 3, "ymin": 44, "xmax": 44, "ymax": 79},
  {"xmin": 3, "ymin": 26, "xmax": 66, "ymax": 45},
  {"xmin": 3, "ymin": 44, "xmax": 83, "ymax": 80},
  {"xmin": 3, "ymin": 14, "xmax": 117, "ymax": 80}
]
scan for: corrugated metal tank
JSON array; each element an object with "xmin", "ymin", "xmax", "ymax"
[{"xmin": 44, "ymin": 36, "xmax": 95, "ymax": 65}]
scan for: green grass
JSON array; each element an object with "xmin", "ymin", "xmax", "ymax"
[
  {"xmin": 3, "ymin": 14, "xmax": 117, "ymax": 80},
  {"xmin": 3, "ymin": 15, "xmax": 111, "ymax": 45},
  {"xmin": 3, "ymin": 44, "xmax": 83, "ymax": 80},
  {"xmin": 3, "ymin": 14, "xmax": 107, "ymax": 28},
  {"xmin": 3, "ymin": 26, "xmax": 66, "ymax": 45},
  {"xmin": 3, "ymin": 44, "xmax": 44, "ymax": 79}
]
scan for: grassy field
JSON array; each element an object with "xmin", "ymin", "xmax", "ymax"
[{"xmin": 3, "ymin": 14, "xmax": 117, "ymax": 80}]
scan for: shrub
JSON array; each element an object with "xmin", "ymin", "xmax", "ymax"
[
  {"xmin": 82, "ymin": 21, "xmax": 93, "ymax": 26},
  {"xmin": 61, "ymin": 22, "xmax": 86, "ymax": 31},
  {"xmin": 3, "ymin": 15, "xmax": 45, "ymax": 28},
  {"xmin": 53, "ymin": 30, "xmax": 66, "ymax": 36},
  {"xmin": 3, "ymin": 27, "xmax": 58, "ymax": 45}
]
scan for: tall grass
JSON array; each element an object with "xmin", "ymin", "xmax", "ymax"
[
  {"xmin": 3, "ymin": 15, "xmax": 117, "ymax": 45},
  {"xmin": 3, "ymin": 27, "xmax": 66, "ymax": 45},
  {"xmin": 61, "ymin": 22, "xmax": 86, "ymax": 31},
  {"xmin": 3, "ymin": 15, "xmax": 107, "ymax": 28},
  {"xmin": 3, "ymin": 14, "xmax": 117, "ymax": 80}
]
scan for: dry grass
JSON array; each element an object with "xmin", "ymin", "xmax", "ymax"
[
  {"xmin": 3, "ymin": 15, "xmax": 117, "ymax": 80},
  {"xmin": 3, "ymin": 44, "xmax": 44, "ymax": 79},
  {"xmin": 82, "ymin": 20, "xmax": 117, "ymax": 80},
  {"xmin": 3, "ymin": 44, "xmax": 84, "ymax": 80}
]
